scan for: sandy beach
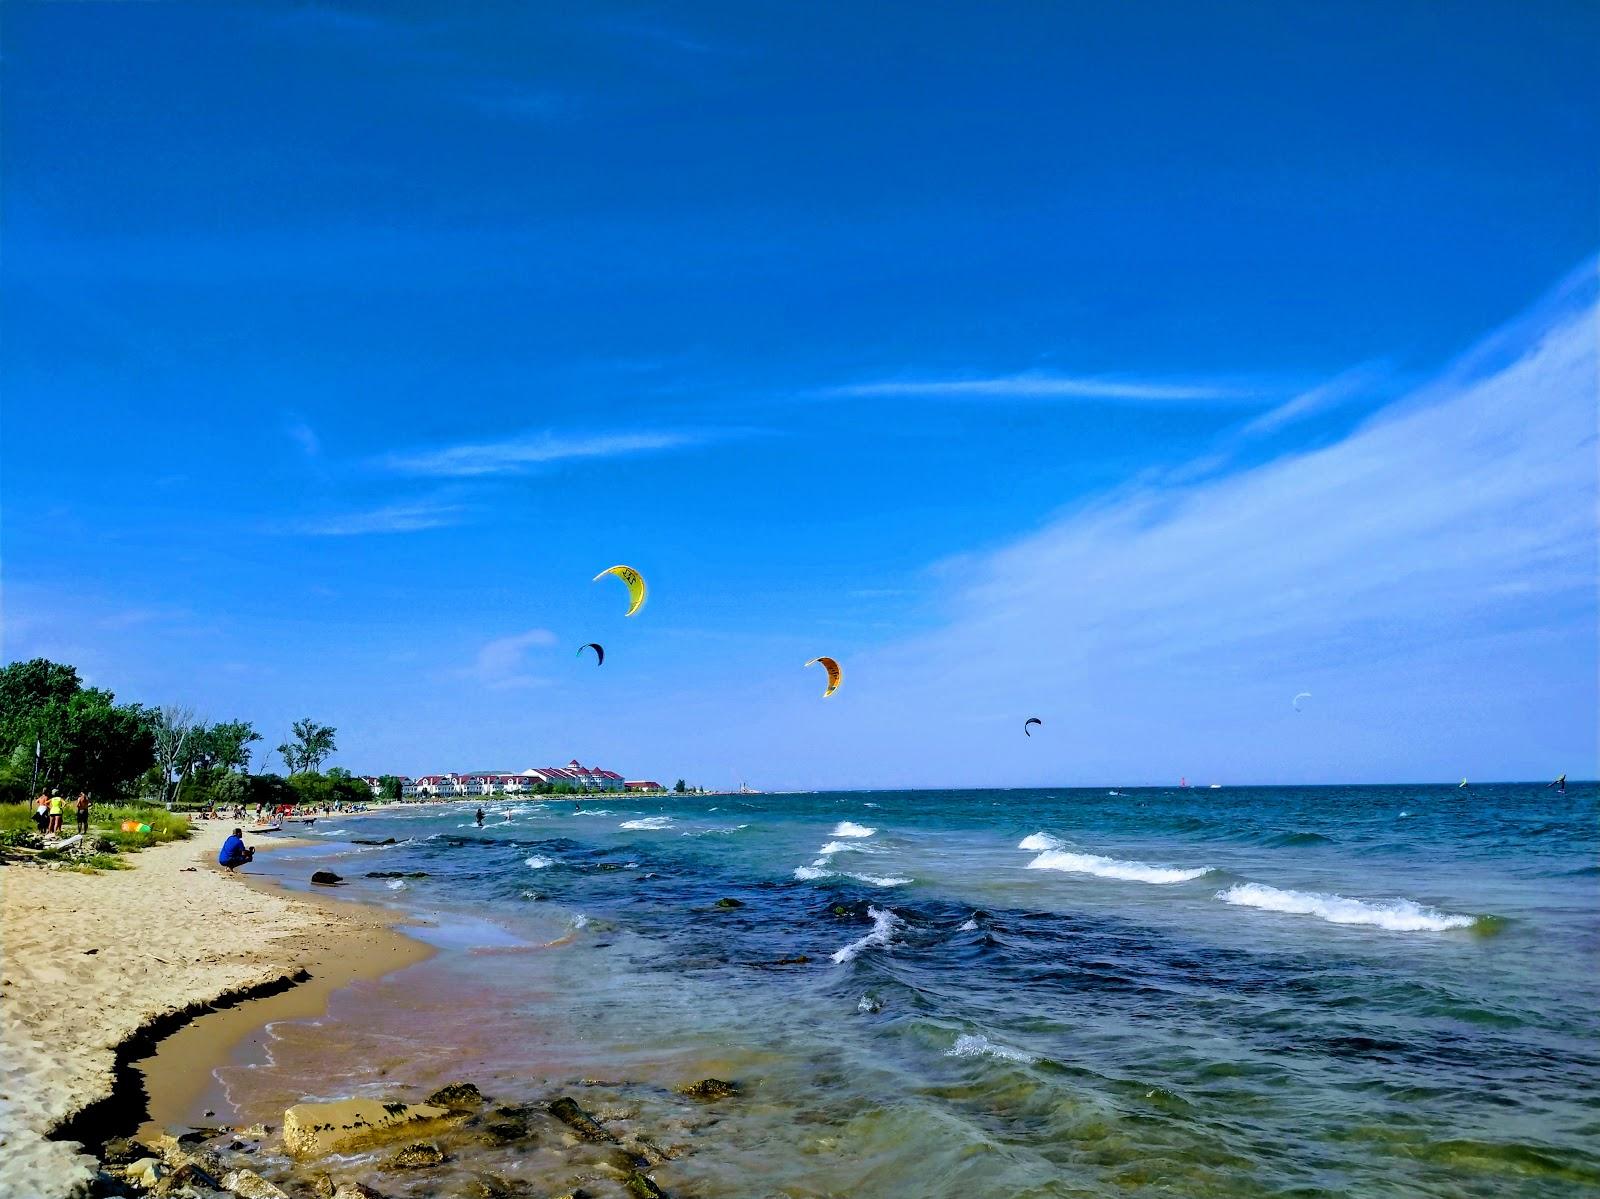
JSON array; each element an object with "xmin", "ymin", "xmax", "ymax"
[{"xmin": 0, "ymin": 822, "xmax": 420, "ymax": 1199}]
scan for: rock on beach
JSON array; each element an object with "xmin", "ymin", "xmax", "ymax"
[{"xmin": 281, "ymin": 1099, "xmax": 462, "ymax": 1157}]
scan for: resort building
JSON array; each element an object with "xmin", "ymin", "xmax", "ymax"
[
  {"xmin": 399, "ymin": 762, "xmax": 628, "ymax": 797},
  {"xmin": 626, "ymin": 780, "xmax": 665, "ymax": 792}
]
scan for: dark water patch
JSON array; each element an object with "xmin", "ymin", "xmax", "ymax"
[{"xmin": 1263, "ymin": 831, "xmax": 1335, "ymax": 848}]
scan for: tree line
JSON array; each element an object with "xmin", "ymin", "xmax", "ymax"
[{"xmin": 0, "ymin": 658, "xmax": 367, "ymax": 809}]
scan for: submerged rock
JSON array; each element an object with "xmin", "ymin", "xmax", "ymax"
[
  {"xmin": 155, "ymin": 1159, "xmax": 224, "ymax": 1195},
  {"xmin": 624, "ymin": 1171, "xmax": 669, "ymax": 1199},
  {"xmin": 463, "ymin": 1174, "xmax": 538, "ymax": 1199},
  {"xmin": 548, "ymin": 1097, "xmax": 616, "ymax": 1143},
  {"xmin": 220, "ymin": 1168, "xmax": 290, "ymax": 1199},
  {"xmin": 351, "ymin": 838, "xmax": 398, "ymax": 846},
  {"xmin": 364, "ymin": 871, "xmax": 428, "ymax": 879},
  {"xmin": 713, "ymin": 897, "xmax": 744, "ymax": 909},
  {"xmin": 331, "ymin": 1185, "xmax": 387, "ymax": 1199},
  {"xmin": 673, "ymin": 1078, "xmax": 739, "ymax": 1101},
  {"xmin": 281, "ymin": 1099, "xmax": 461, "ymax": 1157},
  {"xmin": 478, "ymin": 1113, "xmax": 535, "ymax": 1146},
  {"xmin": 309, "ymin": 870, "xmax": 344, "ymax": 886},
  {"xmin": 385, "ymin": 1141, "xmax": 446, "ymax": 1170},
  {"xmin": 175, "ymin": 1128, "xmax": 226, "ymax": 1146},
  {"xmin": 424, "ymin": 1081, "xmax": 485, "ymax": 1110},
  {"xmin": 101, "ymin": 1138, "xmax": 154, "ymax": 1166}
]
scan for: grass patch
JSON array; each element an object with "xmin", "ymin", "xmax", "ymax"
[{"xmin": 1, "ymin": 800, "xmax": 191, "ymax": 852}]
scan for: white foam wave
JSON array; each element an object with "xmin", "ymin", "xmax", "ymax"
[
  {"xmin": 570, "ymin": 913, "xmax": 590, "ymax": 929},
  {"xmin": 681, "ymin": 825, "xmax": 748, "ymax": 837},
  {"xmin": 794, "ymin": 865, "xmax": 831, "ymax": 881},
  {"xmin": 947, "ymin": 1033, "xmax": 1037, "ymax": 1064},
  {"xmin": 831, "ymin": 906, "xmax": 902, "ymax": 964},
  {"xmin": 845, "ymin": 873, "xmax": 913, "ymax": 888},
  {"xmin": 818, "ymin": 839, "xmax": 875, "ymax": 857},
  {"xmin": 620, "ymin": 816, "xmax": 672, "ymax": 830},
  {"xmin": 1027, "ymin": 850, "xmax": 1211, "ymax": 884},
  {"xmin": 524, "ymin": 855, "xmax": 554, "ymax": 869},
  {"xmin": 958, "ymin": 916, "xmax": 979, "ymax": 932},
  {"xmin": 831, "ymin": 821, "xmax": 876, "ymax": 838},
  {"xmin": 1018, "ymin": 832, "xmax": 1064, "ymax": 851},
  {"xmin": 1216, "ymin": 883, "xmax": 1477, "ymax": 931},
  {"xmin": 385, "ymin": 879, "xmax": 407, "ymax": 891}
]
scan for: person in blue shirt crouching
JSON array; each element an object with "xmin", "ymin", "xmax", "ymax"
[{"xmin": 219, "ymin": 828, "xmax": 255, "ymax": 871}]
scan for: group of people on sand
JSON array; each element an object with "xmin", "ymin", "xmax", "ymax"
[{"xmin": 32, "ymin": 792, "xmax": 89, "ymax": 838}]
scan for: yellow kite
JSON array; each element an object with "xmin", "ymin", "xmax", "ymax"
[
  {"xmin": 594, "ymin": 565, "xmax": 646, "ymax": 616},
  {"xmin": 806, "ymin": 656, "xmax": 842, "ymax": 698}
]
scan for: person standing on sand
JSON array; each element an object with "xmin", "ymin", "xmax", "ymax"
[
  {"xmin": 75, "ymin": 793, "xmax": 90, "ymax": 836},
  {"xmin": 47, "ymin": 792, "xmax": 63, "ymax": 835},
  {"xmin": 34, "ymin": 794, "xmax": 49, "ymax": 834}
]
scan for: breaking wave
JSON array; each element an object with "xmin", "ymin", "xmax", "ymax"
[
  {"xmin": 524, "ymin": 855, "xmax": 554, "ymax": 869},
  {"xmin": 831, "ymin": 906, "xmax": 902, "ymax": 964},
  {"xmin": 1018, "ymin": 832, "xmax": 1064, "ymax": 851},
  {"xmin": 947, "ymin": 1033, "xmax": 1037, "ymax": 1064},
  {"xmin": 1216, "ymin": 883, "xmax": 1478, "ymax": 931},
  {"xmin": 620, "ymin": 816, "xmax": 673, "ymax": 830},
  {"xmin": 844, "ymin": 873, "xmax": 913, "ymax": 888},
  {"xmin": 1027, "ymin": 850, "xmax": 1212, "ymax": 884},
  {"xmin": 831, "ymin": 821, "xmax": 876, "ymax": 838}
]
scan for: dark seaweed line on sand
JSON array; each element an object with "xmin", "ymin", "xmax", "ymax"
[{"xmin": 49, "ymin": 968, "xmax": 312, "ymax": 1154}]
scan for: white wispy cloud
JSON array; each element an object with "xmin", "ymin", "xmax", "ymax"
[
  {"xmin": 1238, "ymin": 362, "xmax": 1390, "ymax": 438},
  {"xmin": 293, "ymin": 500, "xmax": 466, "ymax": 536},
  {"xmin": 380, "ymin": 430, "xmax": 704, "ymax": 478},
  {"xmin": 822, "ymin": 373, "xmax": 1258, "ymax": 403},
  {"xmin": 706, "ymin": 264, "xmax": 1598, "ymax": 787},
  {"xmin": 462, "ymin": 629, "xmax": 559, "ymax": 690},
  {"xmin": 286, "ymin": 418, "xmax": 322, "ymax": 457}
]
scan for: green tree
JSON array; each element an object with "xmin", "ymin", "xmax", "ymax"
[
  {"xmin": 0, "ymin": 659, "xmax": 155, "ymax": 798},
  {"xmin": 377, "ymin": 774, "xmax": 403, "ymax": 801},
  {"xmin": 198, "ymin": 720, "xmax": 262, "ymax": 774},
  {"xmin": 278, "ymin": 718, "xmax": 337, "ymax": 774},
  {"xmin": 674, "ymin": 778, "xmax": 687, "ymax": 793}
]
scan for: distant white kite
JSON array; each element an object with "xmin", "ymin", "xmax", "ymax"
[{"xmin": 1292, "ymin": 692, "xmax": 1312, "ymax": 712}]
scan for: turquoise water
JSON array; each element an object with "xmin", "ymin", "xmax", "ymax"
[{"xmin": 232, "ymin": 784, "xmax": 1600, "ymax": 1197}]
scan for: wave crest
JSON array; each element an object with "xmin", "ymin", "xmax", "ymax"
[
  {"xmin": 1018, "ymin": 832, "xmax": 1064, "ymax": 851},
  {"xmin": 1027, "ymin": 850, "xmax": 1211, "ymax": 884},
  {"xmin": 947, "ymin": 1033, "xmax": 1037, "ymax": 1064},
  {"xmin": 1216, "ymin": 883, "xmax": 1478, "ymax": 931},
  {"xmin": 831, "ymin": 906, "xmax": 902, "ymax": 963}
]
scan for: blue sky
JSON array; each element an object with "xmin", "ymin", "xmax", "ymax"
[{"xmin": 3, "ymin": 1, "xmax": 1595, "ymax": 787}]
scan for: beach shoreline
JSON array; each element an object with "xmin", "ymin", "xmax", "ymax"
[{"xmin": 0, "ymin": 819, "xmax": 423, "ymax": 1199}]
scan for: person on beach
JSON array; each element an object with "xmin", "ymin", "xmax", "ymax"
[
  {"xmin": 47, "ymin": 792, "xmax": 64, "ymax": 835},
  {"xmin": 34, "ymin": 794, "xmax": 49, "ymax": 834},
  {"xmin": 218, "ymin": 828, "xmax": 254, "ymax": 871},
  {"xmin": 75, "ymin": 792, "xmax": 90, "ymax": 836}
]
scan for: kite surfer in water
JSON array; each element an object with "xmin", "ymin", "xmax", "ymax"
[
  {"xmin": 1547, "ymin": 774, "xmax": 1567, "ymax": 794},
  {"xmin": 475, "ymin": 807, "xmax": 485, "ymax": 827}
]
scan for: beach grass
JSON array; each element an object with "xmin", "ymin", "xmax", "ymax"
[{"xmin": 0, "ymin": 801, "xmax": 191, "ymax": 852}]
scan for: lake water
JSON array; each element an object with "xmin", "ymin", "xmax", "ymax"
[{"xmin": 224, "ymin": 784, "xmax": 1600, "ymax": 1197}]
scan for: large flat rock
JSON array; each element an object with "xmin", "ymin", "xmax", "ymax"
[{"xmin": 281, "ymin": 1099, "xmax": 462, "ymax": 1157}]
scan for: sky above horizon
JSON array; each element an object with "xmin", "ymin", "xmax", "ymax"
[{"xmin": 3, "ymin": 1, "xmax": 1596, "ymax": 788}]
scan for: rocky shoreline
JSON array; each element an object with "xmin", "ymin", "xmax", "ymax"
[
  {"xmin": 89, "ymin": 1074, "xmax": 741, "ymax": 1199},
  {"xmin": 0, "ymin": 823, "xmax": 423, "ymax": 1199}
]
